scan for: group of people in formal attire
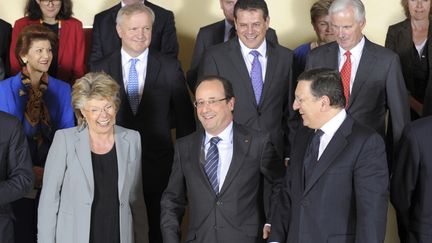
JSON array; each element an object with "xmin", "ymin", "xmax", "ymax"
[{"xmin": 0, "ymin": 0, "xmax": 431, "ymax": 243}]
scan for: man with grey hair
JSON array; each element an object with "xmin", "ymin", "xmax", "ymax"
[
  {"xmin": 89, "ymin": 0, "xmax": 179, "ymax": 68},
  {"xmin": 268, "ymin": 68, "xmax": 389, "ymax": 243},
  {"xmin": 305, "ymin": 0, "xmax": 410, "ymax": 170},
  {"xmin": 91, "ymin": 3, "xmax": 195, "ymax": 242}
]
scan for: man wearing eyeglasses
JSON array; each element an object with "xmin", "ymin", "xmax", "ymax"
[
  {"xmin": 90, "ymin": 3, "xmax": 194, "ymax": 242},
  {"xmin": 161, "ymin": 75, "xmax": 285, "ymax": 243}
]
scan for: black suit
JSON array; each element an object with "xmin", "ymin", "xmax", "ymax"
[
  {"xmin": 89, "ymin": 1, "xmax": 179, "ymax": 68},
  {"xmin": 270, "ymin": 115, "xmax": 389, "ymax": 243},
  {"xmin": 305, "ymin": 39, "xmax": 410, "ymax": 149},
  {"xmin": 91, "ymin": 49, "xmax": 195, "ymax": 242},
  {"xmin": 0, "ymin": 19, "xmax": 11, "ymax": 79},
  {"xmin": 391, "ymin": 116, "xmax": 432, "ymax": 243},
  {"xmin": 199, "ymin": 38, "xmax": 295, "ymax": 158},
  {"xmin": 161, "ymin": 123, "xmax": 284, "ymax": 243},
  {"xmin": 0, "ymin": 111, "xmax": 33, "ymax": 243},
  {"xmin": 187, "ymin": 19, "xmax": 279, "ymax": 91},
  {"xmin": 385, "ymin": 19, "xmax": 432, "ymax": 117}
]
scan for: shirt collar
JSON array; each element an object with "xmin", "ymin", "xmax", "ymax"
[
  {"xmin": 319, "ymin": 109, "xmax": 347, "ymax": 138},
  {"xmin": 121, "ymin": 0, "xmax": 145, "ymax": 7},
  {"xmin": 204, "ymin": 122, "xmax": 234, "ymax": 145},
  {"xmin": 121, "ymin": 48, "xmax": 149, "ymax": 66},
  {"xmin": 338, "ymin": 36, "xmax": 365, "ymax": 60},
  {"xmin": 238, "ymin": 38, "xmax": 267, "ymax": 58}
]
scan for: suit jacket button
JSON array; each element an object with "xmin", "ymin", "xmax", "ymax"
[
  {"xmin": 216, "ymin": 201, "xmax": 222, "ymax": 206},
  {"xmin": 301, "ymin": 199, "xmax": 309, "ymax": 207}
]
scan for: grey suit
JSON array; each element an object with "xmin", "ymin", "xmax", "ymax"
[
  {"xmin": 305, "ymin": 38, "xmax": 410, "ymax": 147},
  {"xmin": 187, "ymin": 19, "xmax": 278, "ymax": 91},
  {"xmin": 37, "ymin": 125, "xmax": 148, "ymax": 243},
  {"xmin": 199, "ymin": 38, "xmax": 295, "ymax": 157},
  {"xmin": 0, "ymin": 111, "xmax": 33, "ymax": 243},
  {"xmin": 161, "ymin": 123, "xmax": 284, "ymax": 243},
  {"xmin": 270, "ymin": 115, "xmax": 389, "ymax": 243}
]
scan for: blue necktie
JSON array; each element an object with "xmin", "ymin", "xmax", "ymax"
[
  {"xmin": 205, "ymin": 137, "xmax": 221, "ymax": 194},
  {"xmin": 250, "ymin": 50, "xmax": 263, "ymax": 105},
  {"xmin": 304, "ymin": 129, "xmax": 324, "ymax": 185},
  {"xmin": 128, "ymin": 58, "xmax": 139, "ymax": 115}
]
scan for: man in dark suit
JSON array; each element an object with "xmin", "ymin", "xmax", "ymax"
[
  {"xmin": 90, "ymin": 3, "xmax": 195, "ymax": 242},
  {"xmin": 268, "ymin": 68, "xmax": 389, "ymax": 243},
  {"xmin": 161, "ymin": 75, "xmax": 284, "ymax": 243},
  {"xmin": 305, "ymin": 0, "xmax": 410, "ymax": 158},
  {"xmin": 0, "ymin": 18, "xmax": 11, "ymax": 79},
  {"xmin": 0, "ymin": 111, "xmax": 34, "ymax": 243},
  {"xmin": 89, "ymin": 0, "xmax": 179, "ymax": 68},
  {"xmin": 199, "ymin": 0, "xmax": 295, "ymax": 160},
  {"xmin": 187, "ymin": 0, "xmax": 278, "ymax": 91},
  {"xmin": 391, "ymin": 116, "xmax": 432, "ymax": 243}
]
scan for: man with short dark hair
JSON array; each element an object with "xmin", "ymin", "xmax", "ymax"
[
  {"xmin": 187, "ymin": 0, "xmax": 278, "ymax": 91},
  {"xmin": 0, "ymin": 18, "xmax": 11, "ymax": 79},
  {"xmin": 199, "ymin": 0, "xmax": 295, "ymax": 161},
  {"xmin": 0, "ymin": 111, "xmax": 34, "ymax": 243},
  {"xmin": 161, "ymin": 75, "xmax": 284, "ymax": 243},
  {"xmin": 268, "ymin": 68, "xmax": 389, "ymax": 243}
]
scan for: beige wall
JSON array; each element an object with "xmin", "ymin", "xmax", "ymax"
[{"xmin": 0, "ymin": 0, "xmax": 404, "ymax": 242}]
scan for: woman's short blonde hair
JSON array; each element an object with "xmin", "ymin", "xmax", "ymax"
[{"xmin": 72, "ymin": 72, "xmax": 121, "ymax": 126}]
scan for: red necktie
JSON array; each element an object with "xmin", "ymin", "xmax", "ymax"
[{"xmin": 340, "ymin": 51, "xmax": 351, "ymax": 106}]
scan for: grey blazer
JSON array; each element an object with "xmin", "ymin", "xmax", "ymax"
[
  {"xmin": 37, "ymin": 125, "xmax": 149, "ymax": 243},
  {"xmin": 305, "ymin": 38, "xmax": 410, "ymax": 145}
]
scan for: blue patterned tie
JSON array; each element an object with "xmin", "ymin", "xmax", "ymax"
[
  {"xmin": 205, "ymin": 137, "xmax": 222, "ymax": 194},
  {"xmin": 128, "ymin": 58, "xmax": 139, "ymax": 115},
  {"xmin": 250, "ymin": 50, "xmax": 263, "ymax": 105}
]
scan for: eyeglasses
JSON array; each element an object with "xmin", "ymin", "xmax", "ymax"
[
  {"xmin": 193, "ymin": 98, "xmax": 228, "ymax": 108},
  {"xmin": 40, "ymin": 0, "xmax": 62, "ymax": 6},
  {"xmin": 84, "ymin": 104, "xmax": 114, "ymax": 117}
]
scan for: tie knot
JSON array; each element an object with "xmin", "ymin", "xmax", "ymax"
[
  {"xmin": 250, "ymin": 50, "xmax": 260, "ymax": 58},
  {"xmin": 315, "ymin": 129, "xmax": 324, "ymax": 138},
  {"xmin": 130, "ymin": 58, "xmax": 138, "ymax": 66},
  {"xmin": 344, "ymin": 50, "xmax": 351, "ymax": 57},
  {"xmin": 210, "ymin": 137, "xmax": 221, "ymax": 145}
]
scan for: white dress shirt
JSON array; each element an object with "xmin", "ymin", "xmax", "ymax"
[
  {"xmin": 239, "ymin": 39, "xmax": 268, "ymax": 83},
  {"xmin": 121, "ymin": 48, "xmax": 148, "ymax": 101},
  {"xmin": 317, "ymin": 109, "xmax": 347, "ymax": 159},
  {"xmin": 338, "ymin": 36, "xmax": 365, "ymax": 93},
  {"xmin": 204, "ymin": 122, "xmax": 234, "ymax": 189}
]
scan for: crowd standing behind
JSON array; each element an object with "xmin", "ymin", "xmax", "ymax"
[{"xmin": 0, "ymin": 0, "xmax": 431, "ymax": 243}]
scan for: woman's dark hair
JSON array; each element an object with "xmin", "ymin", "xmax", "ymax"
[
  {"xmin": 15, "ymin": 24, "xmax": 58, "ymax": 67},
  {"xmin": 25, "ymin": 0, "xmax": 73, "ymax": 20}
]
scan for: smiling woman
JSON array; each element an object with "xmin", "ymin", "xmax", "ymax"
[
  {"xmin": 9, "ymin": 0, "xmax": 85, "ymax": 85},
  {"xmin": 37, "ymin": 72, "xmax": 149, "ymax": 243}
]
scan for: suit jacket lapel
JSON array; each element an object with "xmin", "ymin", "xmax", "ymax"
[
  {"xmin": 214, "ymin": 20, "xmax": 225, "ymax": 44},
  {"xmin": 327, "ymin": 43, "xmax": 339, "ymax": 70},
  {"xmin": 348, "ymin": 38, "xmax": 376, "ymax": 108},
  {"xmin": 294, "ymin": 129, "xmax": 314, "ymax": 192},
  {"xmin": 75, "ymin": 128, "xmax": 94, "ymax": 196},
  {"xmin": 138, "ymin": 52, "xmax": 160, "ymax": 115},
  {"xmin": 114, "ymin": 125, "xmax": 129, "ymax": 197},
  {"xmin": 261, "ymin": 41, "xmax": 277, "ymax": 107},
  {"xmin": 110, "ymin": 50, "xmax": 134, "ymax": 117},
  {"xmin": 227, "ymin": 39, "xmax": 258, "ymax": 107},
  {"xmin": 303, "ymin": 116, "xmax": 353, "ymax": 195},
  {"xmin": 191, "ymin": 130, "xmax": 217, "ymax": 196},
  {"xmin": 219, "ymin": 124, "xmax": 251, "ymax": 195}
]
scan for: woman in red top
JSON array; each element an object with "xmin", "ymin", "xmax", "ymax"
[{"xmin": 10, "ymin": 0, "xmax": 85, "ymax": 85}]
